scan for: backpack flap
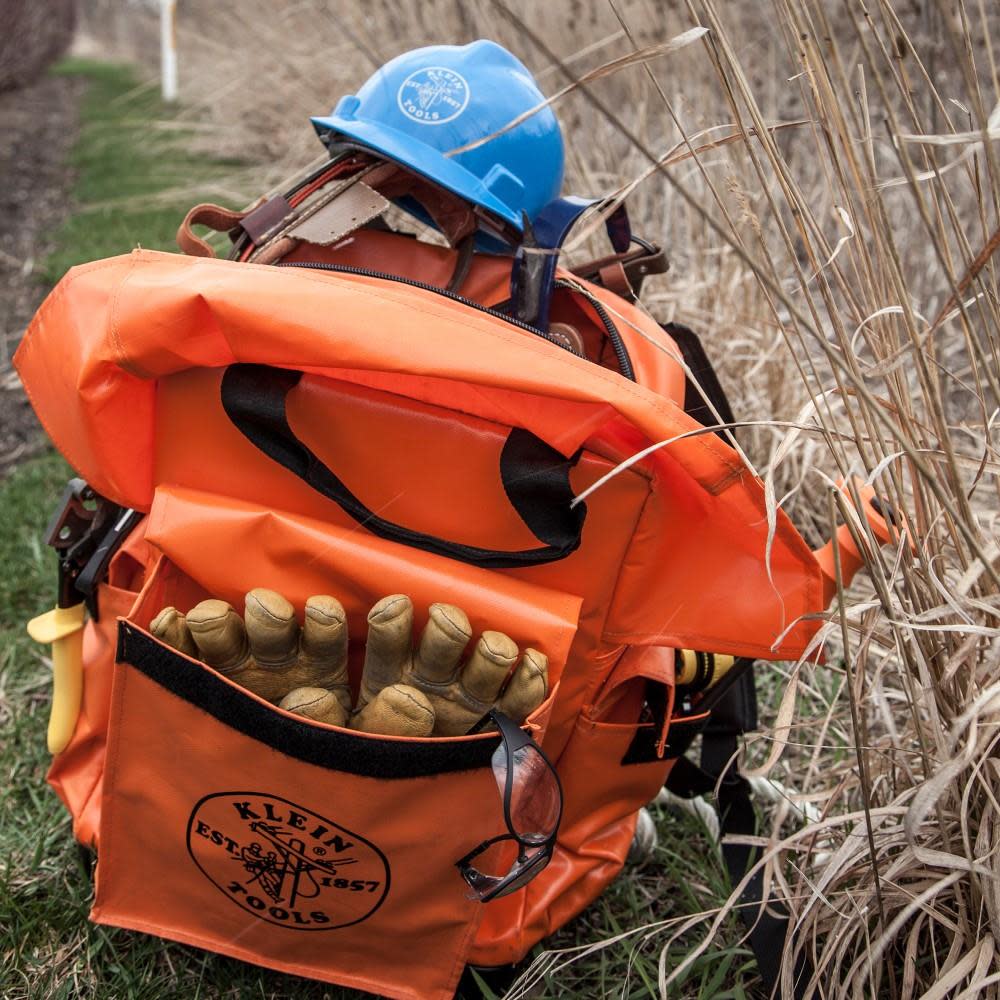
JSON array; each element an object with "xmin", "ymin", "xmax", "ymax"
[{"xmin": 15, "ymin": 248, "xmax": 824, "ymax": 660}]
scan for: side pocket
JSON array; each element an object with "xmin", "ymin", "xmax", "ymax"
[
  {"xmin": 92, "ymin": 556, "xmax": 537, "ymax": 1000},
  {"xmin": 557, "ymin": 646, "xmax": 677, "ymax": 847},
  {"xmin": 47, "ymin": 519, "xmax": 152, "ymax": 847}
]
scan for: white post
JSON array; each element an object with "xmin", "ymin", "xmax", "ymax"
[{"xmin": 160, "ymin": 0, "xmax": 178, "ymax": 102}]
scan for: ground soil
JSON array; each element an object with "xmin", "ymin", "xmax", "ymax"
[{"xmin": 0, "ymin": 72, "xmax": 84, "ymax": 476}]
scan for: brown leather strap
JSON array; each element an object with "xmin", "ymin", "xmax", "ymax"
[
  {"xmin": 597, "ymin": 261, "xmax": 635, "ymax": 301},
  {"xmin": 239, "ymin": 195, "xmax": 293, "ymax": 244},
  {"xmin": 572, "ymin": 244, "xmax": 669, "ymax": 297},
  {"xmin": 253, "ymin": 236, "xmax": 300, "ymax": 265},
  {"xmin": 176, "ymin": 203, "xmax": 247, "ymax": 258}
]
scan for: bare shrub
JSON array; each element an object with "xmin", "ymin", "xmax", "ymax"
[{"xmin": 0, "ymin": 0, "xmax": 76, "ymax": 92}]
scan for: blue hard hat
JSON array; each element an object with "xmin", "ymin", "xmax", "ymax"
[{"xmin": 310, "ymin": 40, "xmax": 564, "ymax": 233}]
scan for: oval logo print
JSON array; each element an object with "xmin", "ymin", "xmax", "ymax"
[
  {"xmin": 397, "ymin": 66, "xmax": 470, "ymax": 125},
  {"xmin": 187, "ymin": 792, "xmax": 390, "ymax": 931}
]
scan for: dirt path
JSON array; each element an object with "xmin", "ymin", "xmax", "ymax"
[{"xmin": 0, "ymin": 72, "xmax": 84, "ymax": 474}]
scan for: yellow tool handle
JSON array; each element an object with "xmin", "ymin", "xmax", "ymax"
[
  {"xmin": 27, "ymin": 603, "xmax": 87, "ymax": 754},
  {"xmin": 677, "ymin": 649, "xmax": 737, "ymax": 689}
]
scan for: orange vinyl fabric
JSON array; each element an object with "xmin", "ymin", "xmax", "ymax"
[{"xmin": 15, "ymin": 233, "xmax": 825, "ymax": 998}]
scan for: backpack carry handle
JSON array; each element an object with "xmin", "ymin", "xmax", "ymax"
[{"xmin": 220, "ymin": 364, "xmax": 587, "ymax": 569}]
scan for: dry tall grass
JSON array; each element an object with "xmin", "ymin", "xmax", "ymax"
[{"xmin": 81, "ymin": 1, "xmax": 1000, "ymax": 996}]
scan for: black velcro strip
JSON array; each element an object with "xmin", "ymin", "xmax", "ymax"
[{"xmin": 117, "ymin": 623, "xmax": 499, "ymax": 779}]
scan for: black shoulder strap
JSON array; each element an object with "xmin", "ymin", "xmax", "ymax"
[
  {"xmin": 662, "ymin": 321, "xmax": 736, "ymax": 435},
  {"xmin": 666, "ymin": 670, "xmax": 810, "ymax": 998},
  {"xmin": 664, "ymin": 319, "xmax": 804, "ymax": 992}
]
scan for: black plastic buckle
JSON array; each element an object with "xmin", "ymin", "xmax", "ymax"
[{"xmin": 621, "ymin": 238, "xmax": 670, "ymax": 295}]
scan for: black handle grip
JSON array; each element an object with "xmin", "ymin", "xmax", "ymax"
[{"xmin": 220, "ymin": 364, "xmax": 586, "ymax": 569}]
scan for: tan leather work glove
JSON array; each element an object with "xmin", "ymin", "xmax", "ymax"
[
  {"xmin": 151, "ymin": 591, "xmax": 547, "ymax": 738},
  {"xmin": 348, "ymin": 594, "xmax": 547, "ymax": 736},
  {"xmin": 151, "ymin": 590, "xmax": 352, "ymax": 709}
]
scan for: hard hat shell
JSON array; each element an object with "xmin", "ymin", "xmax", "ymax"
[{"xmin": 310, "ymin": 40, "xmax": 564, "ymax": 232}]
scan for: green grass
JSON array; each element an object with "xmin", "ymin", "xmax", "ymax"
[
  {"xmin": 1, "ymin": 59, "xmax": 755, "ymax": 999},
  {"xmin": 41, "ymin": 58, "xmax": 239, "ymax": 283},
  {"xmin": 533, "ymin": 810, "xmax": 759, "ymax": 999}
]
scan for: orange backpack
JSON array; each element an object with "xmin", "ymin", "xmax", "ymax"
[{"xmin": 15, "ymin": 162, "xmax": 876, "ymax": 999}]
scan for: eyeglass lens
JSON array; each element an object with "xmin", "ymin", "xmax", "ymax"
[{"xmin": 491, "ymin": 740, "xmax": 560, "ymax": 843}]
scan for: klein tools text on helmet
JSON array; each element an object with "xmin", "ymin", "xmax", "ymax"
[{"xmin": 310, "ymin": 40, "xmax": 564, "ymax": 232}]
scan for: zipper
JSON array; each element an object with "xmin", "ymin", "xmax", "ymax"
[{"xmin": 276, "ymin": 260, "xmax": 586, "ymax": 360}]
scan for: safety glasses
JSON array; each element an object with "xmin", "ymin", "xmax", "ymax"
[{"xmin": 457, "ymin": 710, "xmax": 562, "ymax": 902}]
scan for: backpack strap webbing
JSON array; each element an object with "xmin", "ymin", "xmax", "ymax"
[
  {"xmin": 665, "ymin": 668, "xmax": 810, "ymax": 998},
  {"xmin": 662, "ymin": 321, "xmax": 737, "ymax": 435}
]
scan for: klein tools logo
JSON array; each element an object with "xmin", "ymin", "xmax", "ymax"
[
  {"xmin": 187, "ymin": 792, "xmax": 390, "ymax": 930},
  {"xmin": 397, "ymin": 67, "xmax": 470, "ymax": 125}
]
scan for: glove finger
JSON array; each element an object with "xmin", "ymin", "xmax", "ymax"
[
  {"xmin": 280, "ymin": 686, "xmax": 349, "ymax": 727},
  {"xmin": 413, "ymin": 603, "xmax": 471, "ymax": 684},
  {"xmin": 359, "ymin": 595, "xmax": 412, "ymax": 706},
  {"xmin": 351, "ymin": 683, "xmax": 434, "ymax": 738},
  {"xmin": 245, "ymin": 588, "xmax": 299, "ymax": 668},
  {"xmin": 186, "ymin": 599, "xmax": 251, "ymax": 674},
  {"xmin": 497, "ymin": 649, "xmax": 549, "ymax": 723},
  {"xmin": 461, "ymin": 630, "xmax": 518, "ymax": 704},
  {"xmin": 150, "ymin": 606, "xmax": 198, "ymax": 658},
  {"xmin": 299, "ymin": 595, "xmax": 350, "ymax": 708},
  {"xmin": 426, "ymin": 631, "xmax": 517, "ymax": 737}
]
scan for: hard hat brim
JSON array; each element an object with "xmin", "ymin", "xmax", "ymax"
[{"xmin": 310, "ymin": 114, "xmax": 523, "ymax": 232}]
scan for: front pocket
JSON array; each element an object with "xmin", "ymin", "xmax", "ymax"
[
  {"xmin": 93, "ymin": 517, "xmax": 582, "ymax": 1000},
  {"xmin": 95, "ymin": 628, "xmax": 501, "ymax": 999}
]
